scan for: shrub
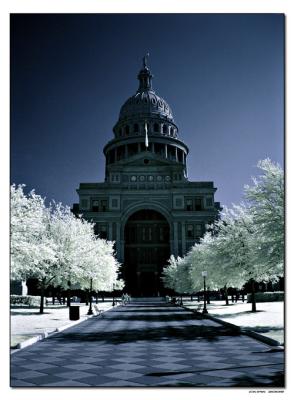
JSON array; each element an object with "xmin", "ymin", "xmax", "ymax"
[
  {"xmin": 247, "ymin": 291, "xmax": 284, "ymax": 303},
  {"xmin": 10, "ymin": 295, "xmax": 41, "ymax": 307}
]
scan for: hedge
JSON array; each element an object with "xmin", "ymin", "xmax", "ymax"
[
  {"xmin": 247, "ymin": 291, "xmax": 284, "ymax": 303},
  {"xmin": 10, "ymin": 295, "xmax": 41, "ymax": 307}
]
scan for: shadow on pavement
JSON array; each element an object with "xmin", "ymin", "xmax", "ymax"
[
  {"xmin": 51, "ymin": 323, "xmax": 240, "ymax": 345},
  {"xmin": 229, "ymin": 370, "xmax": 284, "ymax": 387},
  {"xmin": 210, "ymin": 310, "xmax": 264, "ymax": 319}
]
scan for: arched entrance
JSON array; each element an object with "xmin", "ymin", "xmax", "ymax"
[{"xmin": 124, "ymin": 209, "xmax": 170, "ymax": 296}]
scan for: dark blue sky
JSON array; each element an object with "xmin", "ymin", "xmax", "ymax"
[{"xmin": 11, "ymin": 14, "xmax": 284, "ymax": 208}]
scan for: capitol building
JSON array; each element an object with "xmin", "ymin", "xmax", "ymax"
[{"xmin": 73, "ymin": 56, "xmax": 221, "ymax": 296}]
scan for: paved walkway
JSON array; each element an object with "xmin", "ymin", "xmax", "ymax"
[{"xmin": 10, "ymin": 301, "xmax": 284, "ymax": 387}]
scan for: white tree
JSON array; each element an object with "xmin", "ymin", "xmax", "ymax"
[
  {"xmin": 244, "ymin": 159, "xmax": 284, "ymax": 277},
  {"xmin": 11, "ymin": 185, "xmax": 57, "ymax": 313},
  {"xmin": 78, "ymin": 236, "xmax": 123, "ymax": 312},
  {"xmin": 49, "ymin": 203, "xmax": 100, "ymax": 306},
  {"xmin": 162, "ymin": 255, "xmax": 194, "ymax": 304},
  {"xmin": 78, "ymin": 237, "xmax": 122, "ymax": 293},
  {"xmin": 162, "ymin": 255, "xmax": 178, "ymax": 292},
  {"xmin": 11, "ymin": 187, "xmax": 122, "ymax": 312}
]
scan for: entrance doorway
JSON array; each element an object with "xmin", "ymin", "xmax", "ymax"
[{"xmin": 124, "ymin": 209, "xmax": 170, "ymax": 296}]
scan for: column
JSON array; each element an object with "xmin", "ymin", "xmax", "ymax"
[
  {"xmin": 175, "ymin": 147, "xmax": 178, "ymax": 162},
  {"xmin": 181, "ymin": 222, "xmax": 186, "ymax": 256},
  {"xmin": 116, "ymin": 223, "xmax": 122, "ymax": 261},
  {"xmin": 114, "ymin": 147, "xmax": 117, "ymax": 162},
  {"xmin": 125, "ymin": 144, "xmax": 128, "ymax": 158},
  {"xmin": 173, "ymin": 222, "xmax": 178, "ymax": 257},
  {"xmin": 165, "ymin": 144, "xmax": 168, "ymax": 159},
  {"xmin": 108, "ymin": 222, "xmax": 113, "ymax": 241},
  {"xmin": 151, "ymin": 142, "xmax": 155, "ymax": 154}
]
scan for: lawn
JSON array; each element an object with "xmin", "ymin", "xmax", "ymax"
[{"xmin": 183, "ymin": 299, "xmax": 284, "ymax": 345}]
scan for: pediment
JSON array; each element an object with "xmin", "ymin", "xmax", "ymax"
[{"xmin": 116, "ymin": 151, "xmax": 176, "ymax": 167}]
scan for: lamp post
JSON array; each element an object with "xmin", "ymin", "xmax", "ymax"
[
  {"xmin": 87, "ymin": 278, "xmax": 93, "ymax": 315},
  {"xmin": 180, "ymin": 294, "xmax": 183, "ymax": 306},
  {"xmin": 201, "ymin": 271, "xmax": 208, "ymax": 314},
  {"xmin": 112, "ymin": 283, "xmax": 115, "ymax": 306}
]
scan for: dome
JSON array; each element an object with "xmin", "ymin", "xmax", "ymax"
[
  {"xmin": 119, "ymin": 90, "xmax": 174, "ymax": 121},
  {"xmin": 113, "ymin": 55, "xmax": 178, "ymax": 139}
]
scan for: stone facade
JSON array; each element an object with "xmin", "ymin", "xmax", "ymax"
[{"xmin": 73, "ymin": 57, "xmax": 220, "ymax": 296}]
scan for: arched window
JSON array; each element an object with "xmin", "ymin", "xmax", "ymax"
[
  {"xmin": 134, "ymin": 123, "xmax": 139, "ymax": 133},
  {"xmin": 125, "ymin": 125, "xmax": 130, "ymax": 135},
  {"xmin": 162, "ymin": 124, "xmax": 167, "ymax": 134},
  {"xmin": 170, "ymin": 127, "xmax": 173, "ymax": 136},
  {"xmin": 119, "ymin": 128, "xmax": 123, "ymax": 137},
  {"xmin": 154, "ymin": 123, "xmax": 159, "ymax": 133}
]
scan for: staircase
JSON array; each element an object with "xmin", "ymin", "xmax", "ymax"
[{"xmin": 130, "ymin": 297, "xmax": 166, "ymax": 303}]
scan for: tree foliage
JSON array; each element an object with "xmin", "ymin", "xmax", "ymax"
[
  {"xmin": 10, "ymin": 185, "xmax": 123, "ymax": 312},
  {"xmin": 162, "ymin": 159, "xmax": 284, "ymax": 307}
]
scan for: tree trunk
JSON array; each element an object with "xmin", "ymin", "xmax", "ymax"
[
  {"xmin": 67, "ymin": 281, "xmax": 71, "ymax": 307},
  {"xmin": 85, "ymin": 292, "xmax": 89, "ymax": 306},
  {"xmin": 39, "ymin": 280, "xmax": 45, "ymax": 314},
  {"xmin": 251, "ymin": 279, "xmax": 257, "ymax": 312},
  {"xmin": 224, "ymin": 285, "xmax": 229, "ymax": 305}
]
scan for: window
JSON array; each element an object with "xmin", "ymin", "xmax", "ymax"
[
  {"xmin": 92, "ymin": 199, "xmax": 107, "ymax": 212},
  {"xmin": 154, "ymin": 123, "xmax": 159, "ymax": 132},
  {"xmin": 134, "ymin": 123, "xmax": 139, "ymax": 133},
  {"xmin": 195, "ymin": 198, "xmax": 202, "ymax": 211},
  {"xmin": 195, "ymin": 224, "xmax": 202, "ymax": 237},
  {"xmin": 186, "ymin": 199, "xmax": 193, "ymax": 211},
  {"xmin": 206, "ymin": 197, "xmax": 213, "ymax": 207},
  {"xmin": 170, "ymin": 127, "xmax": 173, "ymax": 136},
  {"xmin": 178, "ymin": 150, "xmax": 183, "ymax": 163},
  {"xmin": 92, "ymin": 200, "xmax": 99, "ymax": 212},
  {"xmin": 187, "ymin": 224, "xmax": 194, "ymax": 238},
  {"xmin": 175, "ymin": 198, "xmax": 182, "ymax": 208},
  {"xmin": 101, "ymin": 200, "xmax": 107, "ymax": 212},
  {"xmin": 111, "ymin": 198, "xmax": 118, "ymax": 208},
  {"xmin": 125, "ymin": 125, "xmax": 130, "ymax": 135},
  {"xmin": 162, "ymin": 124, "xmax": 167, "ymax": 134},
  {"xmin": 99, "ymin": 226, "xmax": 107, "ymax": 239}
]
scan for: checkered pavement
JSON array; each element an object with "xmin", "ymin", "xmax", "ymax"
[{"xmin": 10, "ymin": 302, "xmax": 284, "ymax": 387}]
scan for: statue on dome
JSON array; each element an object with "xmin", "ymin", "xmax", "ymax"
[{"xmin": 143, "ymin": 53, "xmax": 149, "ymax": 68}]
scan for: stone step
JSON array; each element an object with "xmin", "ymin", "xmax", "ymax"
[{"xmin": 130, "ymin": 297, "xmax": 166, "ymax": 303}]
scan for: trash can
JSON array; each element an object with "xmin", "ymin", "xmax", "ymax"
[{"xmin": 69, "ymin": 305, "xmax": 80, "ymax": 320}]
